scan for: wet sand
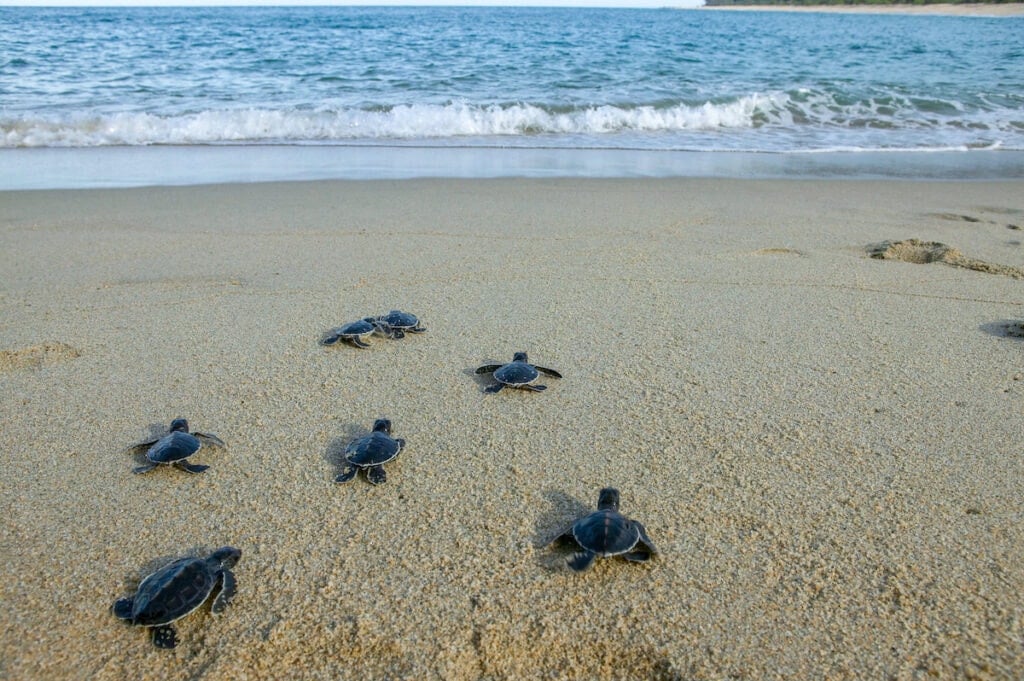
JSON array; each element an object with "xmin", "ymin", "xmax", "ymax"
[{"xmin": 1, "ymin": 178, "xmax": 1022, "ymax": 679}]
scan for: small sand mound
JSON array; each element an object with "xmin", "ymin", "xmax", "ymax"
[
  {"xmin": 0, "ymin": 342, "xmax": 82, "ymax": 372},
  {"xmin": 868, "ymin": 239, "xmax": 957, "ymax": 264},
  {"xmin": 868, "ymin": 239, "xmax": 1024, "ymax": 279}
]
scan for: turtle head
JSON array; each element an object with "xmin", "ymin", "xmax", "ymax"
[
  {"xmin": 372, "ymin": 418, "xmax": 392, "ymax": 434},
  {"xmin": 597, "ymin": 487, "xmax": 620, "ymax": 512},
  {"xmin": 210, "ymin": 546, "xmax": 242, "ymax": 569},
  {"xmin": 512, "ymin": 351, "xmax": 529, "ymax": 363},
  {"xmin": 169, "ymin": 418, "xmax": 190, "ymax": 433}
]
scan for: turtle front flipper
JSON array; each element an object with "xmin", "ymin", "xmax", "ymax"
[
  {"xmin": 211, "ymin": 570, "xmax": 237, "ymax": 614},
  {"xmin": 365, "ymin": 465, "xmax": 387, "ymax": 485},
  {"xmin": 409, "ymin": 325, "xmax": 426, "ymax": 333},
  {"xmin": 125, "ymin": 439, "xmax": 159, "ymax": 456},
  {"xmin": 475, "ymin": 364, "xmax": 502, "ymax": 375},
  {"xmin": 390, "ymin": 329, "xmax": 406, "ymax": 339},
  {"xmin": 112, "ymin": 597, "xmax": 134, "ymax": 620},
  {"xmin": 194, "ymin": 432, "xmax": 226, "ymax": 448},
  {"xmin": 346, "ymin": 337, "xmax": 371, "ymax": 349},
  {"xmin": 334, "ymin": 465, "xmax": 359, "ymax": 484},
  {"xmin": 523, "ymin": 384, "xmax": 547, "ymax": 392},
  {"xmin": 174, "ymin": 462, "xmax": 210, "ymax": 474},
  {"xmin": 534, "ymin": 366, "xmax": 562, "ymax": 379},
  {"xmin": 484, "ymin": 383, "xmax": 505, "ymax": 393},
  {"xmin": 567, "ymin": 551, "xmax": 598, "ymax": 572},
  {"xmin": 321, "ymin": 332, "xmax": 342, "ymax": 346},
  {"xmin": 132, "ymin": 462, "xmax": 159, "ymax": 474},
  {"xmin": 151, "ymin": 624, "xmax": 179, "ymax": 649}
]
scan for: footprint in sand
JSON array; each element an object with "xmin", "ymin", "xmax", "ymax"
[
  {"xmin": 0, "ymin": 342, "xmax": 82, "ymax": 372},
  {"xmin": 867, "ymin": 238, "xmax": 1024, "ymax": 279},
  {"xmin": 927, "ymin": 210, "xmax": 1022, "ymax": 232}
]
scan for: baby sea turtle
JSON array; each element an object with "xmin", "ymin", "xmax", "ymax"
[
  {"xmin": 374, "ymin": 310, "xmax": 426, "ymax": 339},
  {"xmin": 335, "ymin": 418, "xmax": 405, "ymax": 485},
  {"xmin": 112, "ymin": 546, "xmax": 241, "ymax": 649},
  {"xmin": 475, "ymin": 351, "xmax": 562, "ymax": 393},
  {"xmin": 549, "ymin": 488, "xmax": 657, "ymax": 572},
  {"xmin": 128, "ymin": 418, "xmax": 226, "ymax": 474},
  {"xmin": 322, "ymin": 318, "xmax": 377, "ymax": 348}
]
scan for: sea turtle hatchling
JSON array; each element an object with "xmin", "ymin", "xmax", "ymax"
[
  {"xmin": 128, "ymin": 418, "xmax": 226, "ymax": 474},
  {"xmin": 112, "ymin": 546, "xmax": 241, "ymax": 649},
  {"xmin": 322, "ymin": 318, "xmax": 377, "ymax": 348},
  {"xmin": 373, "ymin": 310, "xmax": 426, "ymax": 339},
  {"xmin": 475, "ymin": 351, "xmax": 562, "ymax": 393},
  {"xmin": 549, "ymin": 488, "xmax": 657, "ymax": 572},
  {"xmin": 334, "ymin": 418, "xmax": 405, "ymax": 485}
]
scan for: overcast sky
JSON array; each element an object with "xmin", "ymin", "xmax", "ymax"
[{"xmin": 2, "ymin": 1, "xmax": 700, "ymax": 6}]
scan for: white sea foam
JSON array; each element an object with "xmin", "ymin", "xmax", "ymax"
[{"xmin": 1, "ymin": 98, "xmax": 772, "ymax": 148}]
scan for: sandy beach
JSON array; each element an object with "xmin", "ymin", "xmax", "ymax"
[
  {"xmin": 1, "ymin": 177, "xmax": 1022, "ymax": 680},
  {"xmin": 700, "ymin": 3, "xmax": 1024, "ymax": 17}
]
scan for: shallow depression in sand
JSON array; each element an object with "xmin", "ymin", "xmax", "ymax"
[{"xmin": 0, "ymin": 341, "xmax": 82, "ymax": 372}]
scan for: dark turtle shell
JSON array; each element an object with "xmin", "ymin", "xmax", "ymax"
[
  {"xmin": 378, "ymin": 310, "xmax": 420, "ymax": 329},
  {"xmin": 571, "ymin": 509, "xmax": 641, "ymax": 557},
  {"xmin": 345, "ymin": 430, "xmax": 403, "ymax": 466},
  {"xmin": 340, "ymin": 319, "xmax": 375, "ymax": 336},
  {"xmin": 551, "ymin": 488, "xmax": 656, "ymax": 572},
  {"xmin": 493, "ymin": 361, "xmax": 540, "ymax": 387},
  {"xmin": 121, "ymin": 554, "xmax": 225, "ymax": 626},
  {"xmin": 146, "ymin": 431, "xmax": 202, "ymax": 464},
  {"xmin": 113, "ymin": 546, "xmax": 240, "ymax": 649}
]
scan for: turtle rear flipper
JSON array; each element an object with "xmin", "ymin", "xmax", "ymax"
[
  {"xmin": 535, "ymin": 366, "xmax": 562, "ymax": 379},
  {"xmin": 389, "ymin": 329, "xmax": 406, "ymax": 339},
  {"xmin": 547, "ymin": 528, "xmax": 577, "ymax": 547},
  {"xmin": 365, "ymin": 465, "xmax": 387, "ymax": 485},
  {"xmin": 523, "ymin": 384, "xmax": 547, "ymax": 392},
  {"xmin": 567, "ymin": 551, "xmax": 597, "ymax": 572},
  {"xmin": 484, "ymin": 383, "xmax": 505, "ymax": 393},
  {"xmin": 151, "ymin": 624, "xmax": 178, "ymax": 649},
  {"xmin": 334, "ymin": 466, "xmax": 358, "ymax": 484},
  {"xmin": 132, "ymin": 462, "xmax": 159, "ymax": 474},
  {"xmin": 346, "ymin": 337, "xmax": 371, "ymax": 349},
  {"xmin": 112, "ymin": 597, "xmax": 134, "ymax": 620},
  {"xmin": 622, "ymin": 550, "xmax": 654, "ymax": 563},
  {"xmin": 175, "ymin": 462, "xmax": 209, "ymax": 474},
  {"xmin": 475, "ymin": 364, "xmax": 502, "ymax": 375},
  {"xmin": 211, "ymin": 570, "xmax": 237, "ymax": 614},
  {"xmin": 322, "ymin": 333, "xmax": 342, "ymax": 346},
  {"xmin": 635, "ymin": 521, "xmax": 658, "ymax": 556}
]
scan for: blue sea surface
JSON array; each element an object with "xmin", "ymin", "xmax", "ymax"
[{"xmin": 1, "ymin": 6, "xmax": 1022, "ymax": 187}]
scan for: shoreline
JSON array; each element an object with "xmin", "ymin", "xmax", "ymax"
[
  {"xmin": 3, "ymin": 146, "xmax": 1023, "ymax": 191},
  {"xmin": 699, "ymin": 2, "xmax": 1024, "ymax": 16},
  {"xmin": 2, "ymin": 177, "xmax": 1022, "ymax": 679}
]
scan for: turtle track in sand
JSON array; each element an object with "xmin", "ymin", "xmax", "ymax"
[
  {"xmin": 867, "ymin": 239, "xmax": 1024, "ymax": 280},
  {"xmin": 0, "ymin": 341, "xmax": 81, "ymax": 372}
]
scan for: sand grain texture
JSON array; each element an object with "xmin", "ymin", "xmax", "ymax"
[{"xmin": 1, "ymin": 178, "xmax": 1022, "ymax": 680}]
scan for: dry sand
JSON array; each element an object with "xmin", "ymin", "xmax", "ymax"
[
  {"xmin": 1, "ymin": 177, "xmax": 1022, "ymax": 680},
  {"xmin": 700, "ymin": 3, "xmax": 1024, "ymax": 17}
]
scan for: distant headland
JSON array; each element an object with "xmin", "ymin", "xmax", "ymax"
[{"xmin": 701, "ymin": 1, "xmax": 1024, "ymax": 16}]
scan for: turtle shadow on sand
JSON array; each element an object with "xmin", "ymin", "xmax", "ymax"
[
  {"xmin": 531, "ymin": 489, "xmax": 591, "ymax": 572},
  {"xmin": 462, "ymin": 364, "xmax": 499, "ymax": 391},
  {"xmin": 979, "ymin": 319, "xmax": 1024, "ymax": 340},
  {"xmin": 323, "ymin": 422, "xmax": 372, "ymax": 469}
]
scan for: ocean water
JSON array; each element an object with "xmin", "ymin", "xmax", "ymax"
[{"xmin": 1, "ymin": 6, "xmax": 1023, "ymax": 187}]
